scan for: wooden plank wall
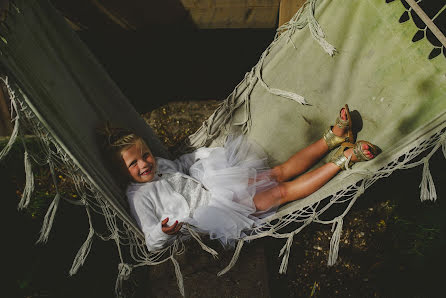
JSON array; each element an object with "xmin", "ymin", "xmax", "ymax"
[
  {"xmin": 0, "ymin": 83, "xmax": 12, "ymax": 136},
  {"xmin": 61, "ymin": 0, "xmax": 304, "ymax": 30},
  {"xmin": 278, "ymin": 0, "xmax": 306, "ymax": 27},
  {"xmin": 180, "ymin": 0, "xmax": 306, "ymax": 29},
  {"xmin": 180, "ymin": 0, "xmax": 280, "ymax": 28}
]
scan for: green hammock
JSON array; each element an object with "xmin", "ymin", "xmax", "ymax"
[{"xmin": 1, "ymin": 0, "xmax": 445, "ymax": 296}]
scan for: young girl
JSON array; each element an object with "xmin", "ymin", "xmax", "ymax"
[{"xmin": 103, "ymin": 105, "xmax": 379, "ymax": 251}]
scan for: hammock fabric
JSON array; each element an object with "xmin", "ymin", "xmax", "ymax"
[{"xmin": 1, "ymin": 0, "xmax": 445, "ymax": 297}]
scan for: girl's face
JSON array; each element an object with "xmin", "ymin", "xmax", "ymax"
[{"xmin": 121, "ymin": 140, "xmax": 157, "ymax": 183}]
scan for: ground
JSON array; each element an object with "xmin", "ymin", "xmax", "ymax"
[{"xmin": 2, "ymin": 100, "xmax": 445, "ymax": 298}]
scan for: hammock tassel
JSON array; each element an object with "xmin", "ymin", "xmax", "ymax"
[
  {"xmin": 327, "ymin": 217, "xmax": 343, "ymax": 266},
  {"xmin": 419, "ymin": 159, "xmax": 437, "ymax": 201},
  {"xmin": 186, "ymin": 225, "xmax": 218, "ymax": 259},
  {"xmin": 267, "ymin": 87, "xmax": 309, "ymax": 105},
  {"xmin": 69, "ymin": 206, "xmax": 95, "ymax": 275},
  {"xmin": 69, "ymin": 225, "xmax": 94, "ymax": 275},
  {"xmin": 36, "ymin": 192, "xmax": 61, "ymax": 243},
  {"xmin": 115, "ymin": 263, "xmax": 133, "ymax": 298},
  {"xmin": 18, "ymin": 149, "xmax": 34, "ymax": 209},
  {"xmin": 307, "ymin": 0, "xmax": 337, "ymax": 56},
  {"xmin": 256, "ymin": 69, "xmax": 308, "ymax": 105},
  {"xmin": 217, "ymin": 239, "xmax": 244, "ymax": 276},
  {"xmin": 254, "ymin": 52, "xmax": 309, "ymax": 106},
  {"xmin": 0, "ymin": 111, "xmax": 19, "ymax": 162},
  {"xmin": 1, "ymin": 76, "xmax": 21, "ymax": 162},
  {"xmin": 278, "ymin": 234, "xmax": 295, "ymax": 274},
  {"xmin": 171, "ymin": 256, "xmax": 185, "ymax": 297}
]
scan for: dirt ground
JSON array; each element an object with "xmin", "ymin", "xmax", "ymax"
[{"xmin": 3, "ymin": 100, "xmax": 445, "ymax": 298}]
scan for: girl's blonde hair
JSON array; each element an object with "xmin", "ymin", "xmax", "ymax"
[{"xmin": 97, "ymin": 123, "xmax": 148, "ymax": 185}]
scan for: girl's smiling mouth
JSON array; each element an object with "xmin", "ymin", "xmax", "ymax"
[{"xmin": 140, "ymin": 164, "xmax": 153, "ymax": 176}]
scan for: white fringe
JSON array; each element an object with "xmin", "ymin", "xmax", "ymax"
[
  {"xmin": 217, "ymin": 239, "xmax": 244, "ymax": 276},
  {"xmin": 186, "ymin": 225, "xmax": 218, "ymax": 259},
  {"xmin": 255, "ymin": 60, "xmax": 309, "ymax": 106},
  {"xmin": 18, "ymin": 149, "xmax": 34, "ymax": 209},
  {"xmin": 171, "ymin": 256, "xmax": 185, "ymax": 297},
  {"xmin": 36, "ymin": 192, "xmax": 61, "ymax": 243},
  {"xmin": 307, "ymin": 0, "xmax": 337, "ymax": 56},
  {"xmin": 0, "ymin": 76, "xmax": 20, "ymax": 162},
  {"xmin": 0, "ymin": 113, "xmax": 19, "ymax": 162},
  {"xmin": 267, "ymin": 86, "xmax": 309, "ymax": 105},
  {"xmin": 419, "ymin": 159, "xmax": 437, "ymax": 201},
  {"xmin": 115, "ymin": 263, "xmax": 133, "ymax": 298},
  {"xmin": 278, "ymin": 234, "xmax": 294, "ymax": 274},
  {"xmin": 327, "ymin": 217, "xmax": 343, "ymax": 266},
  {"xmin": 69, "ymin": 226, "xmax": 94, "ymax": 275}
]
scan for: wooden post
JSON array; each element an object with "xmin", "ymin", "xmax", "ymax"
[
  {"xmin": 0, "ymin": 1, "xmax": 11, "ymax": 137},
  {"xmin": 0, "ymin": 81, "xmax": 13, "ymax": 136},
  {"xmin": 278, "ymin": 0, "xmax": 306, "ymax": 27}
]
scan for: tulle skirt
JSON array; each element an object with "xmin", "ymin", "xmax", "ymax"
[{"xmin": 187, "ymin": 135, "xmax": 278, "ymax": 246}]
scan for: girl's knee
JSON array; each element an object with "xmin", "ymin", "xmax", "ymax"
[{"xmin": 271, "ymin": 165, "xmax": 284, "ymax": 182}]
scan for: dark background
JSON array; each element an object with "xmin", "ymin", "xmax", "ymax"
[{"xmin": 50, "ymin": 0, "xmax": 278, "ymax": 112}]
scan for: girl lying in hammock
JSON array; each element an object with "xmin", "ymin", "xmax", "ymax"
[{"xmin": 103, "ymin": 105, "xmax": 379, "ymax": 251}]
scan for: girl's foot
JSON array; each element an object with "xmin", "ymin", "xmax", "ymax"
[
  {"xmin": 332, "ymin": 108, "xmax": 348, "ymax": 138},
  {"xmin": 329, "ymin": 141, "xmax": 379, "ymax": 170},
  {"xmin": 323, "ymin": 105, "xmax": 354, "ymax": 150},
  {"xmin": 344, "ymin": 142, "xmax": 375, "ymax": 162}
]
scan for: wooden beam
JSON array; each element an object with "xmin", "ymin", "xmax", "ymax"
[
  {"xmin": 186, "ymin": 6, "xmax": 279, "ymax": 28},
  {"xmin": 0, "ymin": 1, "xmax": 13, "ymax": 136},
  {"xmin": 181, "ymin": 0, "xmax": 279, "ymax": 8},
  {"xmin": 278, "ymin": 0, "xmax": 306, "ymax": 27},
  {"xmin": 0, "ymin": 82, "xmax": 13, "ymax": 137},
  {"xmin": 181, "ymin": 0, "xmax": 280, "ymax": 29},
  {"xmin": 90, "ymin": 0, "xmax": 136, "ymax": 30}
]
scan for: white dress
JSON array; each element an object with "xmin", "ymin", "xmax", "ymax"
[{"xmin": 126, "ymin": 135, "xmax": 278, "ymax": 251}]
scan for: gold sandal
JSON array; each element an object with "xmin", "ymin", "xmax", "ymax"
[
  {"xmin": 323, "ymin": 104, "xmax": 354, "ymax": 150},
  {"xmin": 352, "ymin": 140, "xmax": 380, "ymax": 162},
  {"xmin": 329, "ymin": 140, "xmax": 380, "ymax": 170},
  {"xmin": 329, "ymin": 142, "xmax": 355, "ymax": 170}
]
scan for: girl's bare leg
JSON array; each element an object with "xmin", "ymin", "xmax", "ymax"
[
  {"xmin": 254, "ymin": 144, "xmax": 375, "ymax": 211},
  {"xmin": 271, "ymin": 109, "xmax": 349, "ymax": 183}
]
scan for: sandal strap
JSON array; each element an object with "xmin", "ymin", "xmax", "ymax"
[
  {"xmin": 332, "ymin": 154, "xmax": 349, "ymax": 170},
  {"xmin": 335, "ymin": 116, "xmax": 349, "ymax": 129},
  {"xmin": 323, "ymin": 128, "xmax": 347, "ymax": 150},
  {"xmin": 330, "ymin": 141, "xmax": 379, "ymax": 170},
  {"xmin": 335, "ymin": 105, "xmax": 355, "ymax": 144},
  {"xmin": 353, "ymin": 141, "xmax": 371, "ymax": 161},
  {"xmin": 354, "ymin": 141, "xmax": 380, "ymax": 162},
  {"xmin": 328, "ymin": 142, "xmax": 354, "ymax": 170}
]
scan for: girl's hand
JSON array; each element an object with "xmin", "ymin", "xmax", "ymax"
[{"xmin": 161, "ymin": 217, "xmax": 183, "ymax": 235}]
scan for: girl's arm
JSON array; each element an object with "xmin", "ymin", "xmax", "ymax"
[
  {"xmin": 129, "ymin": 192, "xmax": 175, "ymax": 251},
  {"xmin": 143, "ymin": 215, "xmax": 175, "ymax": 251}
]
